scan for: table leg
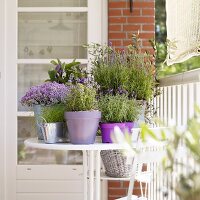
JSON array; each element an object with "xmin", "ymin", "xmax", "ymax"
[
  {"xmin": 89, "ymin": 151, "xmax": 94, "ymax": 200},
  {"xmin": 83, "ymin": 150, "xmax": 88, "ymax": 200},
  {"xmin": 95, "ymin": 150, "xmax": 101, "ymax": 200}
]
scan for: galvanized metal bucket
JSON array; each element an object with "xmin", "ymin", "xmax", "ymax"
[{"xmin": 40, "ymin": 122, "xmax": 67, "ymax": 144}]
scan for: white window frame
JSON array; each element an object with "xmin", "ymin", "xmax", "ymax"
[{"xmin": 2, "ymin": 0, "xmax": 108, "ymax": 200}]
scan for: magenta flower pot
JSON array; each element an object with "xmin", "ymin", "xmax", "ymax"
[
  {"xmin": 100, "ymin": 122, "xmax": 126, "ymax": 143},
  {"xmin": 64, "ymin": 111, "xmax": 101, "ymax": 144},
  {"xmin": 124, "ymin": 122, "xmax": 137, "ymax": 133}
]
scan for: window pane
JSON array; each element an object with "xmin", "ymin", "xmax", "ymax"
[
  {"xmin": 18, "ymin": 12, "xmax": 87, "ymax": 59},
  {"xmin": 18, "ymin": 117, "xmax": 83, "ymax": 165},
  {"xmin": 18, "ymin": 0, "xmax": 87, "ymax": 7}
]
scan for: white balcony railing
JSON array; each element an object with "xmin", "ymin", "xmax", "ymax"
[{"xmin": 149, "ymin": 69, "xmax": 200, "ymax": 200}]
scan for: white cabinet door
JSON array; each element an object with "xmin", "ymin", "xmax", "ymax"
[{"xmin": 4, "ymin": 0, "xmax": 107, "ymax": 199}]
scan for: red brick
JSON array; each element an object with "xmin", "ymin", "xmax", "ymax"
[
  {"xmin": 109, "ymin": 40, "xmax": 122, "ymax": 47},
  {"xmin": 123, "ymin": 24, "xmax": 141, "ymax": 32},
  {"xmin": 127, "ymin": 17, "xmax": 154, "ymax": 24},
  {"xmin": 109, "ymin": 9, "xmax": 122, "ymax": 16},
  {"xmin": 133, "ymin": 2, "xmax": 155, "ymax": 8},
  {"xmin": 142, "ymin": 24, "xmax": 155, "ymax": 31},
  {"xmin": 109, "ymin": 17, "xmax": 126, "ymax": 23},
  {"xmin": 109, "ymin": 188, "xmax": 127, "ymax": 196},
  {"xmin": 109, "ymin": 1, "xmax": 128, "ymax": 9},
  {"xmin": 139, "ymin": 32, "xmax": 155, "ymax": 40},
  {"xmin": 142, "ymin": 9, "xmax": 155, "ymax": 16},
  {"xmin": 123, "ymin": 40, "xmax": 133, "ymax": 46},
  {"xmin": 108, "ymin": 181, "xmax": 122, "ymax": 188},
  {"xmin": 142, "ymin": 40, "xmax": 152, "ymax": 47},
  {"xmin": 109, "ymin": 25, "xmax": 122, "ymax": 32},
  {"xmin": 109, "ymin": 32, "xmax": 126, "ymax": 39},
  {"xmin": 123, "ymin": 9, "xmax": 141, "ymax": 16}
]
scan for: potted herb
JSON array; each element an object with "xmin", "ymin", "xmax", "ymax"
[
  {"xmin": 87, "ymin": 34, "xmax": 156, "ymax": 101},
  {"xmin": 98, "ymin": 94, "xmax": 141, "ymax": 143},
  {"xmin": 64, "ymin": 84, "xmax": 101, "ymax": 144},
  {"xmin": 21, "ymin": 82, "xmax": 69, "ymax": 140},
  {"xmin": 46, "ymin": 58, "xmax": 88, "ymax": 84},
  {"xmin": 40, "ymin": 104, "xmax": 66, "ymax": 143}
]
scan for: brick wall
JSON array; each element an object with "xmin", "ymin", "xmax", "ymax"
[
  {"xmin": 107, "ymin": 0, "xmax": 155, "ymax": 199},
  {"xmin": 108, "ymin": 0, "xmax": 155, "ymax": 52}
]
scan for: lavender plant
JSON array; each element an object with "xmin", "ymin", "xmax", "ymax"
[
  {"xmin": 98, "ymin": 94, "xmax": 141, "ymax": 123},
  {"xmin": 21, "ymin": 82, "xmax": 70, "ymax": 107},
  {"xmin": 86, "ymin": 34, "xmax": 157, "ymax": 101}
]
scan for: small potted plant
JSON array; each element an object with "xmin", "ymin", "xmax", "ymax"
[
  {"xmin": 64, "ymin": 83, "xmax": 101, "ymax": 144},
  {"xmin": 40, "ymin": 104, "xmax": 67, "ymax": 143},
  {"xmin": 98, "ymin": 94, "xmax": 141, "ymax": 143},
  {"xmin": 21, "ymin": 82, "xmax": 70, "ymax": 140}
]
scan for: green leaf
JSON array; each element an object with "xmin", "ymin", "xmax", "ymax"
[
  {"xmin": 50, "ymin": 60, "xmax": 58, "ymax": 66},
  {"xmin": 48, "ymin": 70, "xmax": 57, "ymax": 81}
]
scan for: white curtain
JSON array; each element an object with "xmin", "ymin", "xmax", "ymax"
[{"xmin": 166, "ymin": 0, "xmax": 200, "ymax": 66}]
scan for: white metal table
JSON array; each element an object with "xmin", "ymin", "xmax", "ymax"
[{"xmin": 24, "ymin": 138, "xmax": 126, "ymax": 200}]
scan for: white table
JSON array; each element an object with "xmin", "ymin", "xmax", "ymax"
[{"xmin": 24, "ymin": 138, "xmax": 126, "ymax": 200}]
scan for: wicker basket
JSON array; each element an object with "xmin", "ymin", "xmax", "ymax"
[{"xmin": 101, "ymin": 150, "xmax": 134, "ymax": 178}]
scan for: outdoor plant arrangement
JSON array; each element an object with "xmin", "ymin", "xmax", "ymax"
[
  {"xmin": 86, "ymin": 34, "xmax": 156, "ymax": 101},
  {"xmin": 141, "ymin": 106, "xmax": 200, "ymax": 200},
  {"xmin": 39, "ymin": 104, "xmax": 67, "ymax": 143},
  {"xmin": 64, "ymin": 83, "xmax": 101, "ymax": 144},
  {"xmin": 98, "ymin": 94, "xmax": 141, "ymax": 143},
  {"xmin": 21, "ymin": 82, "xmax": 70, "ymax": 140}
]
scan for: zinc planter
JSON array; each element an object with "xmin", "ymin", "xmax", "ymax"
[
  {"xmin": 40, "ymin": 122, "xmax": 67, "ymax": 144},
  {"xmin": 64, "ymin": 111, "xmax": 101, "ymax": 144},
  {"xmin": 33, "ymin": 105, "xmax": 44, "ymax": 140}
]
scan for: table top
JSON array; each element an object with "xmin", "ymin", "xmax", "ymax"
[{"xmin": 24, "ymin": 138, "xmax": 127, "ymax": 151}]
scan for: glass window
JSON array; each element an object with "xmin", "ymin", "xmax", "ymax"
[
  {"xmin": 18, "ymin": 12, "xmax": 87, "ymax": 59},
  {"xmin": 18, "ymin": 0, "xmax": 87, "ymax": 7}
]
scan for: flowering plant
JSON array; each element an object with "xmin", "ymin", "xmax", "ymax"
[
  {"xmin": 86, "ymin": 34, "xmax": 157, "ymax": 101},
  {"xmin": 21, "ymin": 82, "xmax": 70, "ymax": 107}
]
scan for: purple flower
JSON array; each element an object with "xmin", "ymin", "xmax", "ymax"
[{"xmin": 21, "ymin": 82, "xmax": 70, "ymax": 107}]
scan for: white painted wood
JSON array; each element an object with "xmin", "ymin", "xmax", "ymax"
[
  {"xmin": 188, "ymin": 83, "xmax": 194, "ymax": 119},
  {"xmin": 25, "ymin": 138, "xmax": 128, "ymax": 150},
  {"xmin": 5, "ymin": 0, "xmax": 18, "ymax": 200},
  {"xmin": 17, "ymin": 165, "xmax": 83, "ymax": 180},
  {"xmin": 83, "ymin": 151, "xmax": 88, "ymax": 200},
  {"xmin": 17, "ymin": 59, "xmax": 88, "ymax": 64},
  {"xmin": 18, "ymin": 7, "xmax": 88, "ymax": 12},
  {"xmin": 17, "ymin": 180, "xmax": 83, "ymax": 193},
  {"xmin": 17, "ymin": 193, "xmax": 82, "ymax": 200},
  {"xmin": 0, "ymin": 0, "xmax": 6, "ymax": 199},
  {"xmin": 182, "ymin": 84, "xmax": 188, "ymax": 125},
  {"xmin": 89, "ymin": 151, "xmax": 94, "ymax": 200},
  {"xmin": 17, "ymin": 112, "xmax": 34, "ymax": 117},
  {"xmin": 95, "ymin": 150, "xmax": 101, "ymax": 200},
  {"xmin": 102, "ymin": 0, "xmax": 108, "ymax": 44}
]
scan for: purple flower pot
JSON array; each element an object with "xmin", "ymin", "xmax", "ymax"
[
  {"xmin": 124, "ymin": 122, "xmax": 137, "ymax": 133},
  {"xmin": 64, "ymin": 111, "xmax": 101, "ymax": 144},
  {"xmin": 100, "ymin": 122, "xmax": 126, "ymax": 143}
]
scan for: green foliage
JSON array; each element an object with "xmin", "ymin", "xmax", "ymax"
[
  {"xmin": 98, "ymin": 94, "xmax": 141, "ymax": 123},
  {"xmin": 141, "ymin": 106, "xmax": 200, "ymax": 200},
  {"xmin": 86, "ymin": 34, "xmax": 156, "ymax": 101},
  {"xmin": 41, "ymin": 104, "xmax": 65, "ymax": 123},
  {"xmin": 65, "ymin": 84, "xmax": 98, "ymax": 112},
  {"xmin": 46, "ymin": 58, "xmax": 87, "ymax": 84}
]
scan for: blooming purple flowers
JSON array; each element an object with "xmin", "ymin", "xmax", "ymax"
[{"xmin": 21, "ymin": 82, "xmax": 70, "ymax": 107}]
